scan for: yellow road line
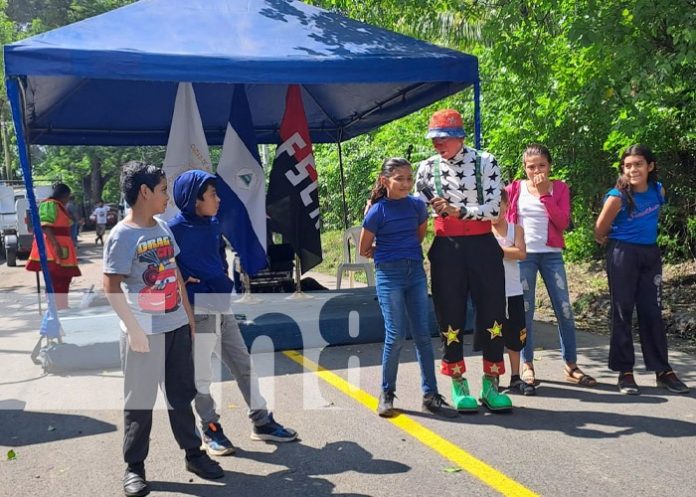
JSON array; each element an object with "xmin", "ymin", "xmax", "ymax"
[{"xmin": 283, "ymin": 349, "xmax": 540, "ymax": 497}]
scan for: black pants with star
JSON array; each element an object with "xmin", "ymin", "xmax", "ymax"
[{"xmin": 428, "ymin": 233, "xmax": 507, "ymax": 376}]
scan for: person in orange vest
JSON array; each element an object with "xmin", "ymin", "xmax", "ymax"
[{"xmin": 26, "ymin": 183, "xmax": 81, "ymax": 310}]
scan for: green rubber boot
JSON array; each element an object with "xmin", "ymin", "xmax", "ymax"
[
  {"xmin": 451, "ymin": 378, "xmax": 479, "ymax": 412},
  {"xmin": 480, "ymin": 375, "xmax": 512, "ymax": 412}
]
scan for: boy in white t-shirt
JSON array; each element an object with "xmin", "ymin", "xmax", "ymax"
[{"xmin": 92, "ymin": 200, "xmax": 110, "ymax": 245}]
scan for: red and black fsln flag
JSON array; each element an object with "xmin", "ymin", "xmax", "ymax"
[{"xmin": 266, "ymin": 85, "xmax": 323, "ymax": 273}]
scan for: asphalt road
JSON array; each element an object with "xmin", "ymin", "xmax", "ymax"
[
  {"xmin": 1, "ymin": 288, "xmax": 695, "ymax": 497},
  {"xmin": 2, "ymin": 239, "xmax": 695, "ymax": 497}
]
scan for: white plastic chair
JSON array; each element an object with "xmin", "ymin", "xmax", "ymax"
[{"xmin": 336, "ymin": 226, "xmax": 375, "ymax": 289}]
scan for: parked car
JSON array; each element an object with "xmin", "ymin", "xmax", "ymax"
[{"xmin": 1, "ymin": 185, "xmax": 52, "ymax": 266}]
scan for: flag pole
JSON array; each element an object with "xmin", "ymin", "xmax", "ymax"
[
  {"xmin": 337, "ymin": 130, "xmax": 349, "ymax": 232},
  {"xmin": 337, "ymin": 131, "xmax": 353, "ymax": 275},
  {"xmin": 36, "ymin": 272, "xmax": 42, "ymax": 315},
  {"xmin": 234, "ymin": 258, "xmax": 262, "ymax": 304},
  {"xmin": 234, "ymin": 271, "xmax": 263, "ymax": 304},
  {"xmin": 286, "ymin": 254, "xmax": 312, "ymax": 300}
]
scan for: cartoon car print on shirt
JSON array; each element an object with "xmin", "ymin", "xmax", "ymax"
[{"xmin": 138, "ymin": 266, "xmax": 181, "ymax": 313}]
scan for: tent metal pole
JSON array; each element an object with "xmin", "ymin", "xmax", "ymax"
[
  {"xmin": 337, "ymin": 130, "xmax": 349, "ymax": 231},
  {"xmin": 7, "ymin": 78, "xmax": 59, "ymax": 330},
  {"xmin": 474, "ymin": 80, "xmax": 482, "ymax": 150},
  {"xmin": 36, "ymin": 272, "xmax": 42, "ymax": 315},
  {"xmin": 341, "ymin": 82, "xmax": 427, "ymax": 132}
]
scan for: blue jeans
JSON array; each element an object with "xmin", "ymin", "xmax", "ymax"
[
  {"xmin": 375, "ymin": 259, "xmax": 437, "ymax": 396},
  {"xmin": 70, "ymin": 222, "xmax": 79, "ymax": 245},
  {"xmin": 519, "ymin": 252, "xmax": 577, "ymax": 364}
]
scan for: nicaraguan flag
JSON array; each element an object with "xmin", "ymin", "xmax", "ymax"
[
  {"xmin": 160, "ymin": 82, "xmax": 212, "ymax": 221},
  {"xmin": 216, "ymin": 85, "xmax": 267, "ymax": 276}
]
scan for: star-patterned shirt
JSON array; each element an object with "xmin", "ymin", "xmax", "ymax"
[{"xmin": 416, "ymin": 146, "xmax": 502, "ymax": 221}]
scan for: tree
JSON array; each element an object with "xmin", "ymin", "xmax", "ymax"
[
  {"xmin": 3, "ymin": 0, "xmax": 694, "ymax": 259},
  {"xmin": 2, "ymin": 0, "xmax": 138, "ymax": 200},
  {"xmin": 0, "ymin": 0, "xmax": 19, "ymax": 181},
  {"xmin": 6, "ymin": 0, "xmax": 135, "ymax": 28},
  {"xmin": 308, "ymin": 0, "xmax": 695, "ymax": 260},
  {"xmin": 5, "ymin": 0, "xmax": 71, "ymax": 28},
  {"xmin": 33, "ymin": 146, "xmax": 166, "ymax": 206}
]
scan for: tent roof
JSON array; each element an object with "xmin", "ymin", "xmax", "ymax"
[{"xmin": 4, "ymin": 0, "xmax": 479, "ymax": 145}]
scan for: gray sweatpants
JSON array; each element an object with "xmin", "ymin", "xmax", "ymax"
[{"xmin": 193, "ymin": 313, "xmax": 270, "ymax": 429}]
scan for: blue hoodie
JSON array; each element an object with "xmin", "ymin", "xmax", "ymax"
[{"xmin": 168, "ymin": 170, "xmax": 234, "ymax": 310}]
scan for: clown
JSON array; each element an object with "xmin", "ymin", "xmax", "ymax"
[{"xmin": 416, "ymin": 109, "xmax": 512, "ymax": 411}]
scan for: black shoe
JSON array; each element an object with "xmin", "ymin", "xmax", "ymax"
[
  {"xmin": 377, "ymin": 391, "xmax": 396, "ymax": 417},
  {"xmin": 123, "ymin": 470, "xmax": 149, "ymax": 497},
  {"xmin": 422, "ymin": 393, "xmax": 459, "ymax": 418},
  {"xmin": 618, "ymin": 372, "xmax": 639, "ymax": 395},
  {"xmin": 656, "ymin": 371, "xmax": 690, "ymax": 394},
  {"xmin": 251, "ymin": 414, "xmax": 298, "ymax": 442},
  {"xmin": 509, "ymin": 376, "xmax": 536, "ymax": 396},
  {"xmin": 185, "ymin": 453, "xmax": 224, "ymax": 480}
]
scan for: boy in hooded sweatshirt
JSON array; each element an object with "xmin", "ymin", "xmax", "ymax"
[{"xmin": 168, "ymin": 170, "xmax": 297, "ymax": 457}]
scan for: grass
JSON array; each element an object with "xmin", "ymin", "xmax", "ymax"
[
  {"xmin": 314, "ymin": 229, "xmax": 436, "ymax": 284},
  {"xmin": 313, "ymin": 229, "xmax": 344, "ymax": 277},
  {"xmin": 314, "ymin": 230, "xmax": 696, "ymax": 350}
]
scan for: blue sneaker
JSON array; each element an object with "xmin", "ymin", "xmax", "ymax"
[
  {"xmin": 201, "ymin": 422, "xmax": 235, "ymax": 456},
  {"xmin": 251, "ymin": 414, "xmax": 298, "ymax": 442}
]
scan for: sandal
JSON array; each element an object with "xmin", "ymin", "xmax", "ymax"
[
  {"xmin": 565, "ymin": 366, "xmax": 597, "ymax": 387},
  {"xmin": 521, "ymin": 365, "xmax": 537, "ymax": 386},
  {"xmin": 509, "ymin": 376, "xmax": 537, "ymax": 396}
]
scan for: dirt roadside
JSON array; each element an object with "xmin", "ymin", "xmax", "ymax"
[
  {"xmin": 0, "ymin": 229, "xmax": 344, "ymax": 304},
  {"xmin": 1, "ymin": 231, "xmax": 105, "ymax": 298},
  {"xmin": 2, "ymin": 230, "xmax": 694, "ymax": 351}
]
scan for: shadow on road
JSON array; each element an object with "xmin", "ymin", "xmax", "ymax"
[
  {"xmin": 0, "ymin": 399, "xmax": 117, "ymax": 447},
  {"xmin": 533, "ymin": 381, "xmax": 671, "ymax": 404},
  {"xmin": 466, "ymin": 403, "xmax": 696, "ymax": 439},
  {"xmin": 149, "ymin": 440, "xmax": 408, "ymax": 497}
]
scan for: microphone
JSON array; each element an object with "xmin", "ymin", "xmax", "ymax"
[{"xmin": 416, "ymin": 180, "xmax": 448, "ymax": 217}]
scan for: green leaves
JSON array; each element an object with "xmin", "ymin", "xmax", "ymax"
[
  {"xmin": 443, "ymin": 466, "xmax": 462, "ymax": 473},
  {"xmin": 1, "ymin": 0, "xmax": 693, "ymax": 260},
  {"xmin": 308, "ymin": 0, "xmax": 695, "ymax": 261}
]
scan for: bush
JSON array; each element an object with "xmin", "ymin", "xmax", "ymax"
[{"xmin": 564, "ymin": 224, "xmax": 601, "ymax": 262}]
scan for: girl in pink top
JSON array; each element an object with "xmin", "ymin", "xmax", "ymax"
[{"xmin": 506, "ymin": 144, "xmax": 596, "ymax": 388}]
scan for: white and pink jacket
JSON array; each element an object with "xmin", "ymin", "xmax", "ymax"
[{"xmin": 505, "ymin": 179, "xmax": 571, "ymax": 249}]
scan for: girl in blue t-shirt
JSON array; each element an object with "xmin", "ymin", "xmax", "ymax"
[
  {"xmin": 595, "ymin": 144, "xmax": 689, "ymax": 395},
  {"xmin": 360, "ymin": 157, "xmax": 457, "ymax": 419}
]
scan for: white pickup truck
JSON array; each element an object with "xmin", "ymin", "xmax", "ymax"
[{"xmin": 0, "ymin": 184, "xmax": 52, "ymax": 266}]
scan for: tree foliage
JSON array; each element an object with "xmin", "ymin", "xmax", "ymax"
[
  {"xmin": 309, "ymin": 0, "xmax": 696, "ymax": 261},
  {"xmin": 1, "ymin": 0, "xmax": 694, "ymax": 260},
  {"xmin": 33, "ymin": 146, "xmax": 166, "ymax": 205},
  {"xmin": 2, "ymin": 0, "xmax": 137, "ymax": 208}
]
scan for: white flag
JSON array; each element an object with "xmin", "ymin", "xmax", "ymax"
[{"xmin": 160, "ymin": 82, "xmax": 211, "ymax": 221}]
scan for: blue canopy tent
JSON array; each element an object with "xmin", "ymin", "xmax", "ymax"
[{"xmin": 4, "ymin": 0, "xmax": 482, "ymax": 336}]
